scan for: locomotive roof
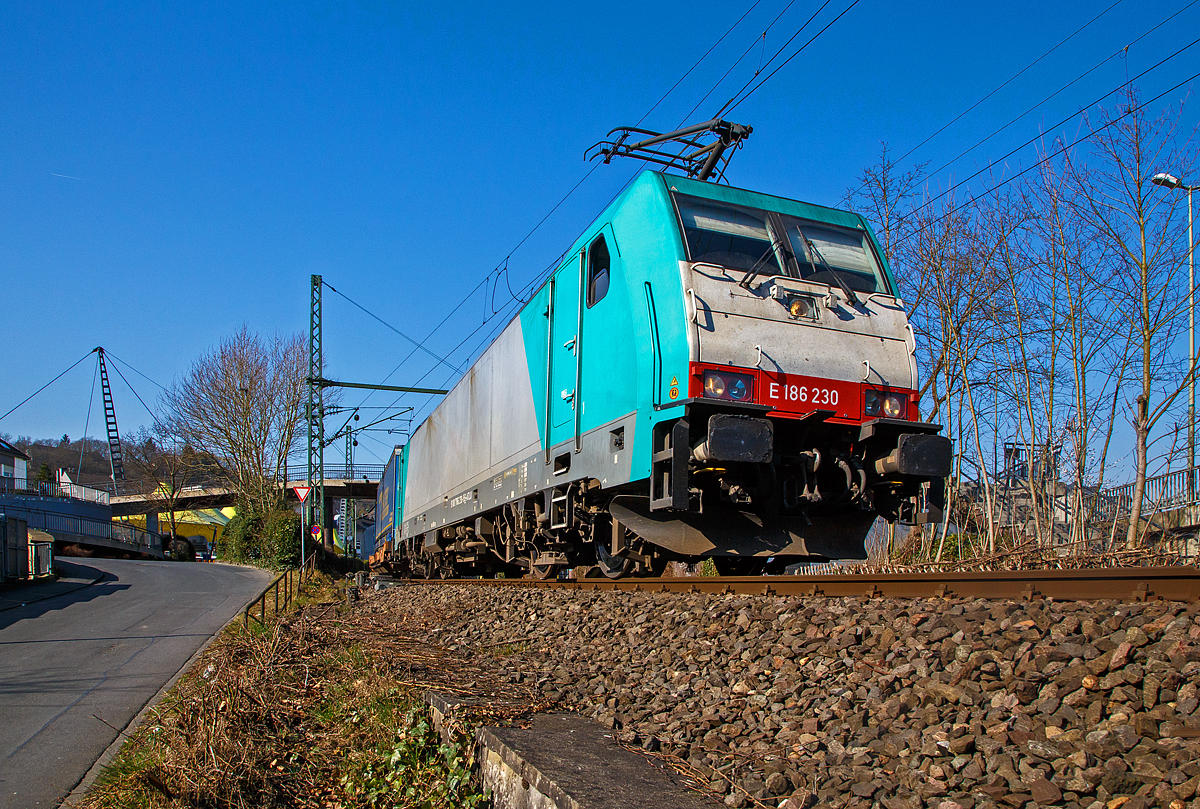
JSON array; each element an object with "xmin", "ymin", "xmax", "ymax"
[
  {"xmin": 659, "ymin": 172, "xmax": 872, "ymax": 232},
  {"xmin": 538, "ymin": 169, "xmax": 895, "ymax": 306}
]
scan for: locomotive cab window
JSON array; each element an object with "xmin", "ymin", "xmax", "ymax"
[
  {"xmin": 675, "ymin": 196, "xmax": 782, "ymax": 275},
  {"xmin": 587, "ymin": 234, "xmax": 610, "ymax": 307},
  {"xmin": 784, "ymin": 220, "xmax": 890, "ymax": 294}
]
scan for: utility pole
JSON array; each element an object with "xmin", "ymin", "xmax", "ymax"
[
  {"xmin": 306, "ymin": 275, "xmax": 325, "ymax": 562},
  {"xmin": 304, "ymin": 275, "xmax": 448, "ymax": 566},
  {"xmin": 1152, "ymin": 173, "xmax": 1197, "ymax": 497},
  {"xmin": 342, "ymin": 426, "xmax": 354, "ymax": 557}
]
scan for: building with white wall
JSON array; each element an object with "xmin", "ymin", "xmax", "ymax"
[{"xmin": 0, "ymin": 438, "xmax": 29, "ymax": 482}]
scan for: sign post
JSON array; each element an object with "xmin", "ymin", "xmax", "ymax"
[{"xmin": 294, "ymin": 485, "xmax": 312, "ymax": 568}]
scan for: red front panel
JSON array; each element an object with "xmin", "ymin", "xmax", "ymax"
[
  {"xmin": 688, "ymin": 363, "xmax": 913, "ymax": 424},
  {"xmin": 759, "ymin": 371, "xmax": 863, "ymax": 420}
]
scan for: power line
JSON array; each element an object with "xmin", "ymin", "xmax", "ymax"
[
  {"xmin": 323, "ymin": 281, "xmax": 462, "ymax": 375},
  {"xmin": 897, "ymin": 67, "xmax": 1200, "ymax": 244},
  {"xmin": 724, "ymin": 0, "xmax": 863, "ymax": 115},
  {"xmin": 353, "ymin": 4, "xmax": 789, "ymax": 397},
  {"xmin": 677, "ymin": 0, "xmax": 802, "ymax": 129},
  {"xmin": 335, "ymin": 5, "xmax": 809, "ymax": 460},
  {"xmin": 892, "ymin": 40, "xmax": 1200, "ymax": 234},
  {"xmin": 916, "ymin": 8, "xmax": 1200, "ymax": 192},
  {"xmin": 715, "ymin": 0, "xmax": 833, "ymax": 118},
  {"xmin": 349, "ymin": 274, "xmax": 492, "ymax": 404},
  {"xmin": 635, "ymin": 0, "xmax": 765, "ymax": 127},
  {"xmin": 854, "ymin": 0, "xmax": 1199, "ymax": 204},
  {"xmin": 888, "ymin": 0, "xmax": 1131, "ymax": 171},
  {"xmin": 0, "ymin": 350, "xmax": 93, "ymax": 424}
]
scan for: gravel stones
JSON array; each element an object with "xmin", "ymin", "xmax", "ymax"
[{"xmin": 365, "ymin": 583, "xmax": 1200, "ymax": 809}]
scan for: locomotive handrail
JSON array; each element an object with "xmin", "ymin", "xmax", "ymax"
[
  {"xmin": 644, "ymin": 281, "xmax": 662, "ymax": 409},
  {"xmin": 544, "ymin": 275, "xmax": 556, "ymax": 466}
]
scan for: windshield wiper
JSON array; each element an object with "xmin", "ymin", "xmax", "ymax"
[
  {"xmin": 795, "ymin": 227, "xmax": 860, "ymax": 307},
  {"xmin": 738, "ymin": 238, "xmax": 783, "ymax": 289}
]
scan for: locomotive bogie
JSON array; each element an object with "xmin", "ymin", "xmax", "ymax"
[{"xmin": 372, "ymin": 171, "xmax": 951, "ymax": 577}]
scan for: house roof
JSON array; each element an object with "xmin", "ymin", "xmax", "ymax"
[{"xmin": 0, "ymin": 438, "xmax": 31, "ymax": 461}]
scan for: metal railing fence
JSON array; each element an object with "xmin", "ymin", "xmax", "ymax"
[
  {"xmin": 243, "ymin": 550, "xmax": 319, "ymax": 629},
  {"xmin": 99, "ymin": 465, "xmax": 388, "ymax": 500},
  {"xmin": 309, "ymin": 464, "xmax": 387, "ymax": 481},
  {"xmin": 1099, "ymin": 467, "xmax": 1200, "ymax": 521},
  {"xmin": 0, "ymin": 477, "xmax": 110, "ymax": 505},
  {"xmin": 5, "ymin": 505, "xmax": 160, "ymax": 551}
]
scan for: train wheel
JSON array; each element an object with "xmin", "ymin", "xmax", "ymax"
[
  {"xmin": 528, "ymin": 557, "xmax": 558, "ymax": 580},
  {"xmin": 594, "ymin": 541, "xmax": 630, "ymax": 579}
]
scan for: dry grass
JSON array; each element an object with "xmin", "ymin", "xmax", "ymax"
[{"xmin": 80, "ymin": 575, "xmax": 499, "ymax": 809}]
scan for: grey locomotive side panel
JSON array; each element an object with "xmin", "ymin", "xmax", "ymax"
[
  {"xmin": 401, "ymin": 319, "xmax": 540, "ymax": 523},
  {"xmin": 408, "ymin": 412, "xmax": 639, "ymax": 537}
]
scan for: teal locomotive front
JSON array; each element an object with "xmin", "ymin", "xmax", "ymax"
[{"xmin": 389, "ymin": 171, "xmax": 949, "ymax": 578}]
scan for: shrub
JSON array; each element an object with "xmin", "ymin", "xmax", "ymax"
[{"xmin": 217, "ymin": 502, "xmax": 300, "ymax": 569}]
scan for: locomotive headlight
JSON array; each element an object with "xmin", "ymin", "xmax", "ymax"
[
  {"xmin": 864, "ymin": 390, "xmax": 906, "ymax": 419},
  {"xmin": 864, "ymin": 390, "xmax": 882, "ymax": 417},
  {"xmin": 703, "ymin": 370, "xmax": 753, "ymax": 402},
  {"xmin": 787, "ymin": 296, "xmax": 816, "ymax": 320}
]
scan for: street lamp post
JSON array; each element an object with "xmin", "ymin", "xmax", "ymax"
[{"xmin": 1152, "ymin": 172, "xmax": 1198, "ymax": 488}]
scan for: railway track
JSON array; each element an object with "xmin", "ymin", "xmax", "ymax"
[{"xmin": 410, "ymin": 564, "xmax": 1200, "ymax": 602}]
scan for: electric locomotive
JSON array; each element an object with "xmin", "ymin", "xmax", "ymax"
[{"xmin": 375, "ymin": 169, "xmax": 950, "ymax": 578}]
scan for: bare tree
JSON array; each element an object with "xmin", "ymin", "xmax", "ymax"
[
  {"xmin": 125, "ymin": 424, "xmax": 210, "ymax": 543},
  {"xmin": 843, "ymin": 91, "xmax": 1198, "ymax": 568},
  {"xmin": 163, "ymin": 327, "xmax": 307, "ymax": 516},
  {"xmin": 1062, "ymin": 88, "xmax": 1196, "ymax": 547}
]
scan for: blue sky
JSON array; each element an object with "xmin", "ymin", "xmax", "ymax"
[{"xmin": 2, "ymin": 0, "xmax": 1198, "ymax": 467}]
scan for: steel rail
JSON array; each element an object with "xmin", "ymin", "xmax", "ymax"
[{"xmin": 410, "ymin": 566, "xmax": 1200, "ymax": 603}]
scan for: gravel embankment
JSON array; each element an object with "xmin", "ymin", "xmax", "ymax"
[{"xmin": 365, "ymin": 583, "xmax": 1200, "ymax": 809}]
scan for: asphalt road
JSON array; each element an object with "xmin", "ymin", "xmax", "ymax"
[{"xmin": 0, "ymin": 558, "xmax": 273, "ymax": 808}]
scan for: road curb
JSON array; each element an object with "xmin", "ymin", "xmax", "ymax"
[{"xmin": 60, "ymin": 570, "xmax": 277, "ymax": 807}]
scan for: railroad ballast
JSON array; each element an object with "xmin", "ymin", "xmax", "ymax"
[{"xmin": 375, "ymin": 170, "xmax": 951, "ymax": 578}]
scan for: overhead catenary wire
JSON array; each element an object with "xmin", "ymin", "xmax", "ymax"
[
  {"xmin": 643, "ymin": 0, "xmax": 851, "ymax": 184},
  {"xmin": 852, "ymin": 0, "xmax": 1200, "ymax": 204},
  {"xmin": 674, "ymin": 0, "xmax": 802, "ymax": 132},
  {"xmin": 336, "ymin": 162, "xmax": 602, "ymax": 413},
  {"xmin": 365, "ymin": 109, "xmax": 683, "ymax": 444},
  {"xmin": 634, "ymin": 0, "xmax": 765, "ymax": 127},
  {"xmin": 714, "ymin": 0, "xmax": 834, "ymax": 118},
  {"xmin": 886, "ymin": 0, "xmax": 1132, "ymax": 173},
  {"xmin": 390, "ymin": 18, "xmax": 1197, "ymax": 439},
  {"xmin": 915, "ymin": 11, "xmax": 1200, "ymax": 194},
  {"xmin": 890, "ymin": 42, "xmax": 1200, "ymax": 237},
  {"xmin": 336, "ymin": 1, "xmax": 868, "ymax": 463},
  {"xmin": 722, "ymin": 0, "xmax": 862, "ymax": 116},
  {"xmin": 895, "ymin": 67, "xmax": 1200, "ymax": 244},
  {"xmin": 324, "ymin": 282, "xmax": 462, "ymax": 375},
  {"xmin": 339, "ymin": 9, "xmax": 783, "ymax": 455}
]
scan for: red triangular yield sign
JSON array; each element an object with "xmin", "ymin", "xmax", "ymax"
[{"xmin": 293, "ymin": 485, "xmax": 312, "ymax": 502}]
